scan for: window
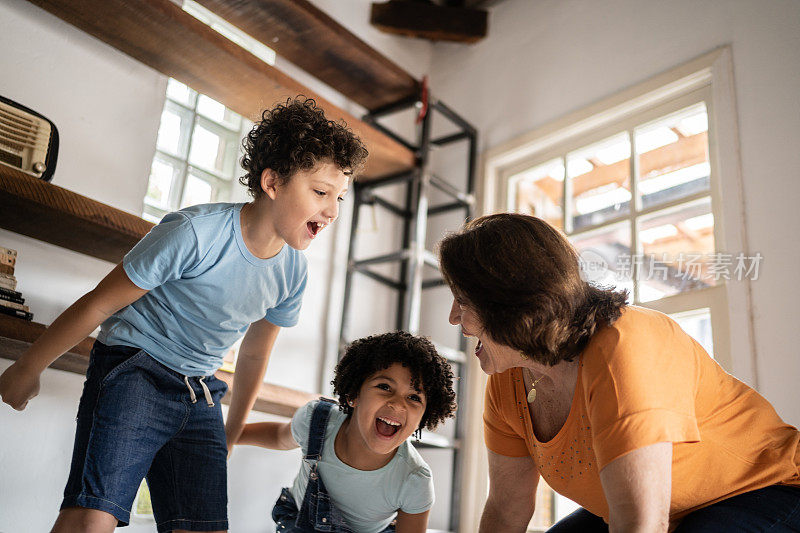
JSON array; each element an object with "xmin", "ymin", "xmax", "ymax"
[
  {"xmin": 474, "ymin": 48, "xmax": 753, "ymax": 531},
  {"xmin": 509, "ymin": 99, "xmax": 721, "ymax": 304},
  {"xmin": 143, "ymin": 79, "xmax": 252, "ymax": 223},
  {"xmin": 510, "ymin": 90, "xmax": 723, "ymax": 532}
]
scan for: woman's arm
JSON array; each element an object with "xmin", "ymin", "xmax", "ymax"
[
  {"xmin": 0, "ymin": 263, "xmax": 148, "ymax": 410},
  {"xmin": 479, "ymin": 450, "xmax": 539, "ymax": 533},
  {"xmin": 599, "ymin": 441, "xmax": 672, "ymax": 533},
  {"xmin": 224, "ymin": 319, "xmax": 282, "ymax": 455},
  {"xmin": 394, "ymin": 510, "xmax": 430, "ymax": 533},
  {"xmin": 237, "ymin": 420, "xmax": 298, "ymax": 450}
]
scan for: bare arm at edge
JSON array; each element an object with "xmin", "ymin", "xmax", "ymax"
[
  {"xmin": 479, "ymin": 450, "xmax": 539, "ymax": 533},
  {"xmin": 599, "ymin": 441, "xmax": 672, "ymax": 533}
]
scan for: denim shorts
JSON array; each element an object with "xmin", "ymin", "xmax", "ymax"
[{"xmin": 61, "ymin": 341, "xmax": 229, "ymax": 532}]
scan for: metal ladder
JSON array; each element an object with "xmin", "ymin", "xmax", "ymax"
[{"xmin": 338, "ymin": 93, "xmax": 477, "ymax": 532}]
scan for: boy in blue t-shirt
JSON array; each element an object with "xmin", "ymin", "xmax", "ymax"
[{"xmin": 0, "ymin": 97, "xmax": 368, "ymax": 533}]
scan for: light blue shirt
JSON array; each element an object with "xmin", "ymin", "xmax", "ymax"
[
  {"xmin": 290, "ymin": 400, "xmax": 435, "ymax": 533},
  {"xmin": 99, "ymin": 203, "xmax": 307, "ymax": 376}
]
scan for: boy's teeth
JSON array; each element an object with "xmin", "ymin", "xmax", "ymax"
[{"xmin": 378, "ymin": 416, "xmax": 401, "ymax": 426}]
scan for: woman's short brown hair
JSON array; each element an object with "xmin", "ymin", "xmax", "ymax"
[{"xmin": 438, "ymin": 213, "xmax": 628, "ymax": 365}]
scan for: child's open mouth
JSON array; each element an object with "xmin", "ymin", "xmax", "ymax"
[
  {"xmin": 375, "ymin": 416, "xmax": 401, "ymax": 438},
  {"xmin": 306, "ymin": 221, "xmax": 326, "ymax": 238}
]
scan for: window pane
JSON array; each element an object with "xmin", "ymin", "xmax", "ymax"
[
  {"xmin": 188, "ymin": 122, "xmax": 238, "ymax": 178},
  {"xmin": 165, "ymin": 78, "xmax": 197, "ymax": 107},
  {"xmin": 181, "ymin": 173, "xmax": 214, "ymax": 208},
  {"xmin": 636, "ymin": 103, "xmax": 710, "ymax": 208},
  {"xmin": 669, "ymin": 308, "xmax": 714, "ymax": 357},
  {"xmin": 141, "ymin": 209, "xmax": 164, "ymax": 224},
  {"xmin": 156, "ymin": 103, "xmax": 192, "ymax": 158},
  {"xmin": 511, "ymin": 158, "xmax": 564, "ymax": 229},
  {"xmin": 571, "ymin": 222, "xmax": 633, "ymax": 296},
  {"xmin": 197, "ymin": 95, "xmax": 242, "ymax": 130},
  {"xmin": 637, "ymin": 197, "xmax": 716, "ymax": 302},
  {"xmin": 145, "ymin": 157, "xmax": 179, "ymax": 208},
  {"xmin": 568, "ymin": 132, "xmax": 631, "ymax": 232}
]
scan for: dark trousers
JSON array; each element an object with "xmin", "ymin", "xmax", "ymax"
[{"xmin": 547, "ymin": 485, "xmax": 800, "ymax": 532}]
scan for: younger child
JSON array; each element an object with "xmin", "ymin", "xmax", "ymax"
[
  {"xmin": 237, "ymin": 331, "xmax": 457, "ymax": 533},
  {"xmin": 0, "ymin": 97, "xmax": 368, "ymax": 533}
]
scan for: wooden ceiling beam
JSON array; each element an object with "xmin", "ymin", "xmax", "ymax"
[
  {"xmin": 194, "ymin": 0, "xmax": 420, "ymax": 112},
  {"xmin": 26, "ymin": 0, "xmax": 415, "ymax": 179},
  {"xmin": 370, "ymin": 1, "xmax": 488, "ymax": 44}
]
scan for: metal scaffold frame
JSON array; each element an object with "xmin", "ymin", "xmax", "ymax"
[{"xmin": 338, "ymin": 92, "xmax": 477, "ymax": 532}]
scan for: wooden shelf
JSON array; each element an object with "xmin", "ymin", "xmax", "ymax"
[
  {"xmin": 27, "ymin": 0, "xmax": 416, "ymax": 179},
  {"xmin": 0, "ymin": 314, "xmax": 314, "ymax": 417},
  {"xmin": 0, "ymin": 166, "xmax": 153, "ymax": 264},
  {"xmin": 194, "ymin": 0, "xmax": 420, "ymax": 112}
]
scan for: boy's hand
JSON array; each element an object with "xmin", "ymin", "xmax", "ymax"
[{"xmin": 0, "ymin": 362, "xmax": 42, "ymax": 410}]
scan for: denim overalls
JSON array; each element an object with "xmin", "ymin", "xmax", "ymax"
[{"xmin": 272, "ymin": 399, "xmax": 396, "ymax": 533}]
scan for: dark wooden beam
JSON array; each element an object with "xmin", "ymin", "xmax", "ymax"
[
  {"xmin": 26, "ymin": 0, "xmax": 415, "ymax": 179},
  {"xmin": 370, "ymin": 1, "xmax": 488, "ymax": 44},
  {"xmin": 194, "ymin": 0, "xmax": 421, "ymax": 112},
  {"xmin": 0, "ymin": 166, "xmax": 153, "ymax": 264},
  {"xmin": 0, "ymin": 315, "xmax": 315, "ymax": 417}
]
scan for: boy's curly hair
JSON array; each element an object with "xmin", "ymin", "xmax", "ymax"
[
  {"xmin": 332, "ymin": 332, "xmax": 457, "ymax": 433},
  {"xmin": 239, "ymin": 96, "xmax": 369, "ymax": 197}
]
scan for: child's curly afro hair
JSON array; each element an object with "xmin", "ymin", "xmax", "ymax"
[
  {"xmin": 239, "ymin": 96, "xmax": 369, "ymax": 197},
  {"xmin": 332, "ymin": 331, "xmax": 457, "ymax": 433}
]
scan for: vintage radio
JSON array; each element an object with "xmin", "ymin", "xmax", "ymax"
[{"xmin": 0, "ymin": 95, "xmax": 59, "ymax": 182}]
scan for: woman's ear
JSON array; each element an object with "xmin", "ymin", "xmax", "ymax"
[{"xmin": 260, "ymin": 168, "xmax": 280, "ymax": 199}]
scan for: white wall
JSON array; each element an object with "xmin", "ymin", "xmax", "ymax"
[{"xmin": 429, "ymin": 0, "xmax": 800, "ymax": 426}]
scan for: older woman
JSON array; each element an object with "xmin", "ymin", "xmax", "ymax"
[{"xmin": 439, "ymin": 213, "xmax": 800, "ymax": 532}]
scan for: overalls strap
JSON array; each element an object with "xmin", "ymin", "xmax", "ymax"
[{"xmin": 305, "ymin": 398, "xmax": 338, "ymax": 461}]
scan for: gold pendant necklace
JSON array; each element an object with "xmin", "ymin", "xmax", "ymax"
[{"xmin": 525, "ymin": 369, "xmax": 545, "ymax": 403}]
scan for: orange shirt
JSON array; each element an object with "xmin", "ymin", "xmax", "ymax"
[{"xmin": 484, "ymin": 306, "xmax": 800, "ymax": 522}]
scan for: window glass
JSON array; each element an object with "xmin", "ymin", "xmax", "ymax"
[
  {"xmin": 636, "ymin": 103, "xmax": 710, "ymax": 209},
  {"xmin": 637, "ymin": 197, "xmax": 715, "ymax": 302},
  {"xmin": 145, "ymin": 79, "xmax": 251, "ymax": 220},
  {"xmin": 670, "ymin": 308, "xmax": 714, "ymax": 356},
  {"xmin": 568, "ymin": 132, "xmax": 631, "ymax": 231},
  {"xmin": 511, "ymin": 157, "xmax": 565, "ymax": 229}
]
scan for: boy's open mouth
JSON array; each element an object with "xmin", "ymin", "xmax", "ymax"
[
  {"xmin": 375, "ymin": 416, "xmax": 401, "ymax": 438},
  {"xmin": 307, "ymin": 221, "xmax": 326, "ymax": 238}
]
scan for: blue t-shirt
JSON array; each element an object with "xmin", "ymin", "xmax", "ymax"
[
  {"xmin": 289, "ymin": 400, "xmax": 434, "ymax": 533},
  {"xmin": 99, "ymin": 203, "xmax": 307, "ymax": 376}
]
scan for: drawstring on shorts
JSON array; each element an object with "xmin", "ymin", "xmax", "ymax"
[{"xmin": 184, "ymin": 375, "xmax": 215, "ymax": 407}]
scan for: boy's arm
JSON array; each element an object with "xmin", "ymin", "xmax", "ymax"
[
  {"xmin": 0, "ymin": 263, "xmax": 148, "ymax": 410},
  {"xmin": 236, "ymin": 421, "xmax": 298, "ymax": 450},
  {"xmin": 394, "ymin": 510, "xmax": 430, "ymax": 533},
  {"xmin": 224, "ymin": 318, "xmax": 281, "ymax": 455}
]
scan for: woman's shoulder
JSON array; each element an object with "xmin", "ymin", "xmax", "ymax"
[
  {"xmin": 583, "ymin": 305, "xmax": 696, "ymax": 372},
  {"xmin": 589, "ymin": 306, "xmax": 673, "ymax": 348}
]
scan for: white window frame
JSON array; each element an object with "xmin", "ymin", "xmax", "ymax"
[
  {"xmin": 458, "ymin": 46, "xmax": 756, "ymax": 532},
  {"xmin": 143, "ymin": 80, "xmax": 251, "ymax": 222}
]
